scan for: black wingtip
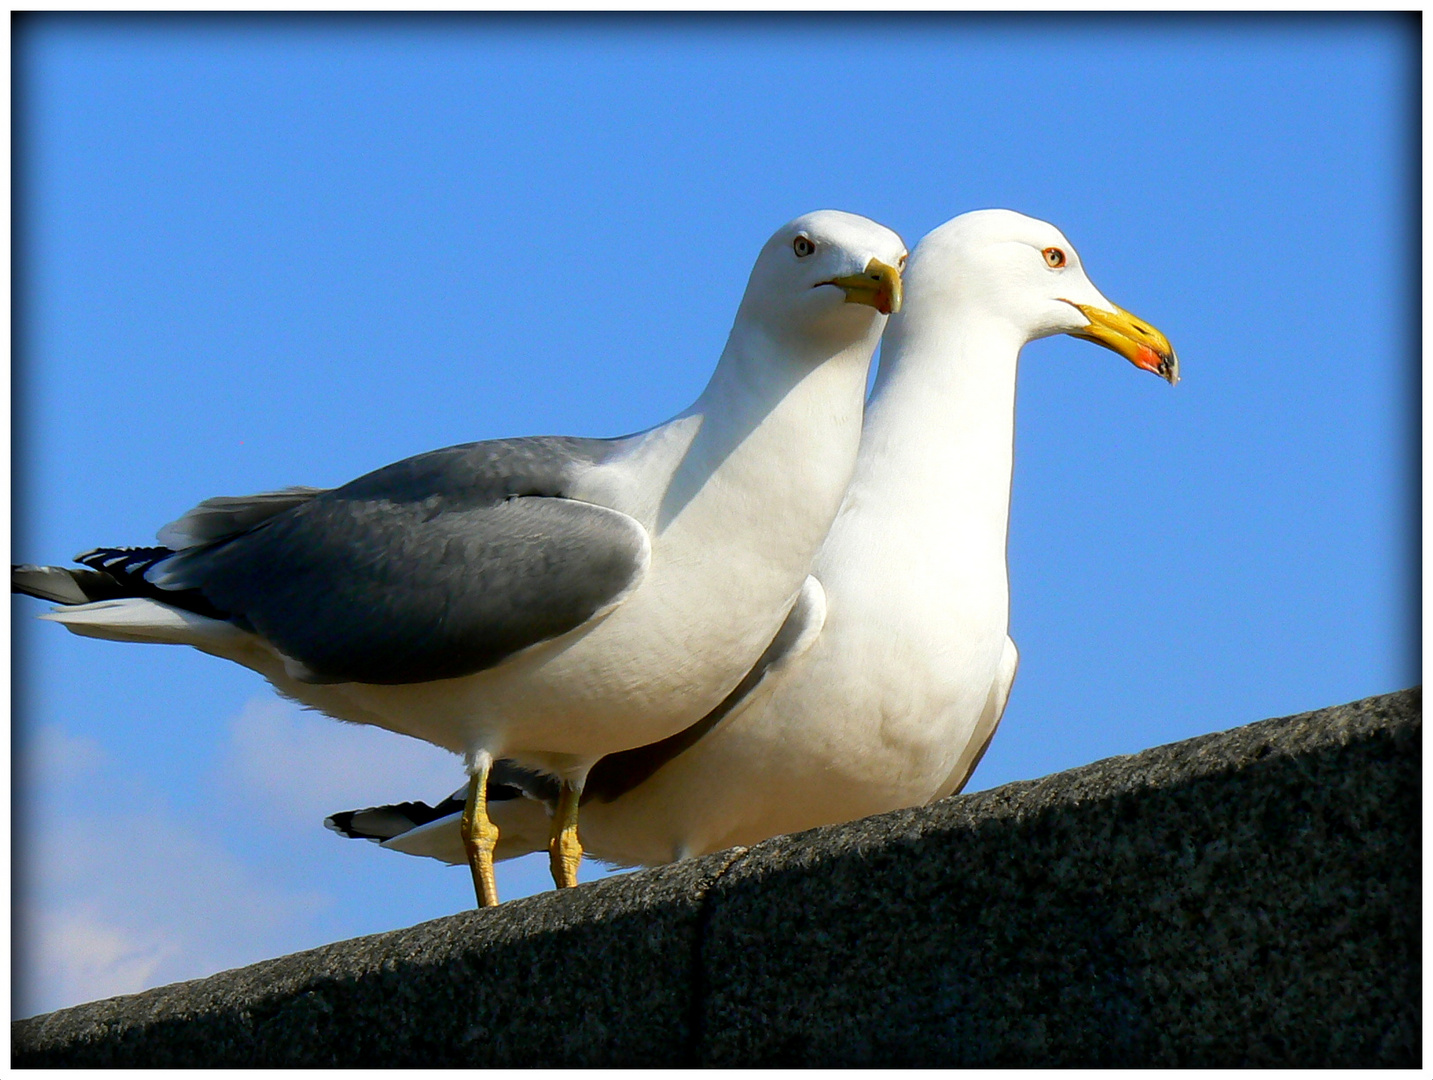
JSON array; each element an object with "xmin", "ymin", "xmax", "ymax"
[
  {"xmin": 63, "ymin": 546, "xmax": 232, "ymax": 621},
  {"xmin": 323, "ymin": 810, "xmax": 372, "ymax": 841},
  {"xmin": 13, "ymin": 564, "xmax": 118, "ymax": 605},
  {"xmin": 325, "ymin": 795, "xmax": 471, "ymax": 844}
]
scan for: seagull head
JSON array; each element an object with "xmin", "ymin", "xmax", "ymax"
[
  {"xmin": 736, "ymin": 210, "xmax": 908, "ymax": 350},
  {"xmin": 904, "ymin": 209, "xmax": 1178, "ymax": 385}
]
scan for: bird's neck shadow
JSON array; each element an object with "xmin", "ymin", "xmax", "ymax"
[{"xmin": 654, "ymin": 344, "xmax": 819, "ymax": 533}]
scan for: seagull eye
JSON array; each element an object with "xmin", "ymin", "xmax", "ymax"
[
  {"xmin": 793, "ymin": 236, "xmax": 815, "ymax": 258},
  {"xmin": 1043, "ymin": 247, "xmax": 1066, "ymax": 268}
]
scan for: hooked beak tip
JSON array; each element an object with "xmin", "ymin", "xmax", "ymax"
[
  {"xmin": 1132, "ymin": 345, "xmax": 1180, "ymax": 385},
  {"xmin": 1152, "ymin": 348, "xmax": 1180, "ymax": 386},
  {"xmin": 822, "ymin": 258, "xmax": 903, "ymax": 316}
]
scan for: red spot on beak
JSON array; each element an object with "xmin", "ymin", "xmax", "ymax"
[{"xmin": 1131, "ymin": 344, "xmax": 1164, "ymax": 376}]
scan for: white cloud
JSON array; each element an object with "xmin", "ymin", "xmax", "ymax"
[
  {"xmin": 15, "ymin": 788, "xmax": 332, "ymax": 1018},
  {"xmin": 14, "ymin": 699, "xmax": 573, "ymax": 1020},
  {"xmin": 14, "ymin": 709, "xmax": 347, "ymax": 1018},
  {"xmin": 21, "ymin": 908, "xmax": 176, "ymax": 1012},
  {"xmin": 217, "ymin": 696, "xmax": 464, "ymax": 827},
  {"xmin": 25, "ymin": 724, "xmax": 106, "ymax": 787}
]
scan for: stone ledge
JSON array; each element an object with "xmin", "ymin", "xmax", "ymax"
[{"xmin": 12, "ymin": 688, "xmax": 1420, "ymax": 1067}]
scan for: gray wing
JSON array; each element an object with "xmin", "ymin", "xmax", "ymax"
[
  {"xmin": 157, "ymin": 487, "xmax": 329, "ymax": 550},
  {"xmin": 150, "ymin": 436, "xmax": 648, "ymax": 685}
]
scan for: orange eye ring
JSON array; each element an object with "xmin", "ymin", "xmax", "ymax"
[
  {"xmin": 1043, "ymin": 247, "xmax": 1066, "ymax": 268},
  {"xmin": 793, "ymin": 236, "xmax": 815, "ymax": 258}
]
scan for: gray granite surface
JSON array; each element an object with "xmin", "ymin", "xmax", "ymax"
[{"xmin": 13, "ymin": 688, "xmax": 1420, "ymax": 1067}]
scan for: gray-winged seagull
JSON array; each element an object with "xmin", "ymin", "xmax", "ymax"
[
  {"xmin": 13, "ymin": 209, "xmax": 907, "ymax": 905},
  {"xmin": 324, "ymin": 209, "xmax": 1177, "ymax": 872}
]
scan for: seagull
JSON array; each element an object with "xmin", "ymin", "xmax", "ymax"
[
  {"xmin": 13, "ymin": 209, "xmax": 907, "ymax": 905},
  {"xmin": 325, "ymin": 208, "xmax": 1177, "ymax": 872}
]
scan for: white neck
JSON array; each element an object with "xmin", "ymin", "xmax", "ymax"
[
  {"xmin": 656, "ymin": 314, "xmax": 880, "ymax": 534},
  {"xmin": 824, "ymin": 297, "xmax": 1024, "ymax": 623}
]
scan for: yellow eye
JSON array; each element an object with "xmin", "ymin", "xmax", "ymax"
[
  {"xmin": 1043, "ymin": 247, "xmax": 1066, "ymax": 268},
  {"xmin": 793, "ymin": 235, "xmax": 815, "ymax": 258}
]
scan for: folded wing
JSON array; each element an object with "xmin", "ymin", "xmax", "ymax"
[{"xmin": 21, "ymin": 435, "xmax": 651, "ymax": 686}]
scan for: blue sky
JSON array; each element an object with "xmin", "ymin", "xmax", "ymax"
[{"xmin": 12, "ymin": 14, "xmax": 1416, "ymax": 1016}]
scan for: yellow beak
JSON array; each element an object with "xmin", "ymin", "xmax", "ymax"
[
  {"xmin": 1066, "ymin": 302, "xmax": 1179, "ymax": 385},
  {"xmin": 824, "ymin": 258, "xmax": 903, "ymax": 316}
]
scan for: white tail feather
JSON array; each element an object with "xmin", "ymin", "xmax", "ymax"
[
  {"xmin": 379, "ymin": 795, "xmax": 552, "ymax": 866},
  {"xmin": 39, "ymin": 597, "xmax": 245, "ymax": 648},
  {"xmin": 379, "ymin": 812, "xmax": 470, "ymax": 865}
]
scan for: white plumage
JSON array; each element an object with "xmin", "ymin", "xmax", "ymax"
[
  {"xmin": 341, "ymin": 209, "xmax": 1177, "ymax": 870},
  {"xmin": 19, "ymin": 209, "xmax": 908, "ymax": 901}
]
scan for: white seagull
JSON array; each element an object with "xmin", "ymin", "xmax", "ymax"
[
  {"xmin": 13, "ymin": 209, "xmax": 907, "ymax": 905},
  {"xmin": 326, "ymin": 209, "xmax": 1177, "ymax": 872}
]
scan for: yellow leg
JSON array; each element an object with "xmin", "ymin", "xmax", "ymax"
[
  {"xmin": 549, "ymin": 781, "xmax": 583, "ymax": 889},
  {"xmin": 460, "ymin": 759, "xmax": 500, "ymax": 908}
]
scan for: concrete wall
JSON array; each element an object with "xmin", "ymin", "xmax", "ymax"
[{"xmin": 13, "ymin": 688, "xmax": 1420, "ymax": 1067}]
